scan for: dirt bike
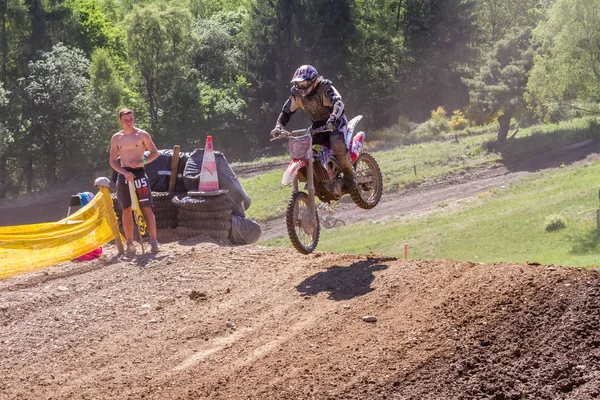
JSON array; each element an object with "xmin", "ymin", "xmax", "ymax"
[{"xmin": 271, "ymin": 115, "xmax": 383, "ymax": 254}]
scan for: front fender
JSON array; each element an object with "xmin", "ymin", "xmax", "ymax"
[{"xmin": 282, "ymin": 159, "xmax": 307, "ymax": 186}]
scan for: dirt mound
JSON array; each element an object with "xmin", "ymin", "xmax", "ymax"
[{"xmin": 1, "ymin": 240, "xmax": 598, "ymax": 399}]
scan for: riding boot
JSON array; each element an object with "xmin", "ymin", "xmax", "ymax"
[{"xmin": 330, "ymin": 131, "xmax": 357, "ymax": 192}]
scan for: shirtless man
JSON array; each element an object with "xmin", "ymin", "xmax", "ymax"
[{"xmin": 109, "ymin": 108, "xmax": 160, "ymax": 253}]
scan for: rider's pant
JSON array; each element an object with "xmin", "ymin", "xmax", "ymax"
[
  {"xmin": 329, "ymin": 131, "xmax": 353, "ymax": 172},
  {"xmin": 328, "ymin": 119, "xmax": 356, "ymax": 189},
  {"xmin": 311, "ymin": 116, "xmax": 356, "ymax": 188}
]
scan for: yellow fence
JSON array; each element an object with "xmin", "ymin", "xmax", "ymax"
[{"xmin": 0, "ymin": 187, "xmax": 122, "ymax": 279}]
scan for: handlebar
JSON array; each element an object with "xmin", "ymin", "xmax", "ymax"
[
  {"xmin": 270, "ymin": 124, "xmax": 333, "ymax": 141},
  {"xmin": 310, "ymin": 124, "xmax": 334, "ymax": 135}
]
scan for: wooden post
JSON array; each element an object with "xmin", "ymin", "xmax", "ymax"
[
  {"xmin": 168, "ymin": 145, "xmax": 180, "ymax": 192},
  {"xmin": 596, "ymin": 209, "xmax": 600, "ymax": 237},
  {"xmin": 100, "ymin": 187, "xmax": 124, "ymax": 254}
]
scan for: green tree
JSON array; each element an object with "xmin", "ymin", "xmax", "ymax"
[
  {"xmin": 22, "ymin": 43, "xmax": 96, "ymax": 186},
  {"xmin": 527, "ymin": 0, "xmax": 600, "ymax": 114},
  {"xmin": 156, "ymin": 11, "xmax": 250, "ymax": 156},
  {"xmin": 90, "ymin": 47, "xmax": 121, "ymax": 109},
  {"xmin": 474, "ymin": 0, "xmax": 551, "ymax": 46},
  {"xmin": 347, "ymin": 0, "xmax": 406, "ymax": 127},
  {"xmin": 89, "ymin": 47, "xmax": 122, "ymax": 138},
  {"xmin": 0, "ymin": 81, "xmax": 10, "ymax": 197},
  {"xmin": 400, "ymin": 0, "xmax": 480, "ymax": 120},
  {"xmin": 188, "ymin": 0, "xmax": 251, "ymax": 19},
  {"xmin": 465, "ymin": 29, "xmax": 536, "ymax": 142},
  {"xmin": 68, "ymin": 0, "xmax": 126, "ymax": 62},
  {"xmin": 124, "ymin": 3, "xmax": 195, "ymax": 139}
]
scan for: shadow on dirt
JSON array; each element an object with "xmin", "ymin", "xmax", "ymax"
[
  {"xmin": 0, "ymin": 254, "xmax": 122, "ymax": 292},
  {"xmin": 486, "ymin": 122, "xmax": 600, "ymax": 173},
  {"xmin": 295, "ymin": 257, "xmax": 395, "ymax": 301}
]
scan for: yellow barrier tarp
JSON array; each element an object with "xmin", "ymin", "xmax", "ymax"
[{"xmin": 0, "ymin": 188, "xmax": 120, "ymax": 279}]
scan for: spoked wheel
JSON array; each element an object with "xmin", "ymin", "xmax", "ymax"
[
  {"xmin": 351, "ymin": 151, "xmax": 383, "ymax": 209},
  {"xmin": 286, "ymin": 191, "xmax": 320, "ymax": 254}
]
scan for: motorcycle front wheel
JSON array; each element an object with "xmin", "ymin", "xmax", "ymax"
[
  {"xmin": 286, "ymin": 191, "xmax": 320, "ymax": 254},
  {"xmin": 351, "ymin": 151, "xmax": 383, "ymax": 209}
]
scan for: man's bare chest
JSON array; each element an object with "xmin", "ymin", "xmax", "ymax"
[{"xmin": 117, "ymin": 133, "xmax": 144, "ymax": 152}]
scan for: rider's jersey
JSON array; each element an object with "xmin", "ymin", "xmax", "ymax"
[{"xmin": 276, "ymin": 78, "xmax": 345, "ymax": 127}]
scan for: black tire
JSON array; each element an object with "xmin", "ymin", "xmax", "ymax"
[
  {"xmin": 178, "ymin": 208, "xmax": 233, "ymax": 221},
  {"xmin": 153, "ymin": 206, "xmax": 177, "ymax": 217},
  {"xmin": 178, "ymin": 218, "xmax": 232, "ymax": 231},
  {"xmin": 156, "ymin": 219, "xmax": 177, "ymax": 229},
  {"xmin": 112, "ymin": 192, "xmax": 177, "ymax": 215},
  {"xmin": 152, "ymin": 191, "xmax": 177, "ymax": 204},
  {"xmin": 350, "ymin": 151, "xmax": 383, "ymax": 210},
  {"xmin": 286, "ymin": 191, "xmax": 320, "ymax": 254},
  {"xmin": 172, "ymin": 194, "xmax": 233, "ymax": 212},
  {"xmin": 175, "ymin": 226, "xmax": 230, "ymax": 240},
  {"xmin": 153, "ymin": 200, "xmax": 177, "ymax": 211}
]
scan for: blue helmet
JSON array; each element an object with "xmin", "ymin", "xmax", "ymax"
[{"xmin": 291, "ymin": 65, "xmax": 319, "ymax": 97}]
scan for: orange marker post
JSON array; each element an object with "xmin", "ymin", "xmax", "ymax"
[{"xmin": 403, "ymin": 243, "xmax": 408, "ymax": 260}]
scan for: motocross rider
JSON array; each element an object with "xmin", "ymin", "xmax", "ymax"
[{"xmin": 270, "ymin": 65, "xmax": 357, "ymax": 192}]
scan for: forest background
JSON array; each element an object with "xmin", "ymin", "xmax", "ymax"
[{"xmin": 0, "ymin": 0, "xmax": 598, "ymax": 198}]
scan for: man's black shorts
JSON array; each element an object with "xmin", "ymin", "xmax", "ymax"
[{"xmin": 116, "ymin": 167, "xmax": 153, "ymax": 210}]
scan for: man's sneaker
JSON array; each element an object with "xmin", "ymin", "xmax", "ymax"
[
  {"xmin": 125, "ymin": 241, "xmax": 137, "ymax": 255},
  {"xmin": 150, "ymin": 240, "xmax": 160, "ymax": 253}
]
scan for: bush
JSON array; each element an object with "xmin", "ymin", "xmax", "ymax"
[
  {"xmin": 425, "ymin": 106, "xmax": 451, "ymax": 136},
  {"xmin": 545, "ymin": 214, "xmax": 566, "ymax": 232},
  {"xmin": 450, "ymin": 110, "xmax": 469, "ymax": 131}
]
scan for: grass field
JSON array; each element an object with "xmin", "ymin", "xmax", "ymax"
[
  {"xmin": 316, "ymin": 160, "xmax": 600, "ymax": 267},
  {"xmin": 263, "ymin": 160, "xmax": 600, "ymax": 267}
]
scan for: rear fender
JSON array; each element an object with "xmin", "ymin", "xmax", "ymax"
[
  {"xmin": 350, "ymin": 131, "xmax": 365, "ymax": 164},
  {"xmin": 345, "ymin": 115, "xmax": 363, "ymax": 149},
  {"xmin": 282, "ymin": 159, "xmax": 307, "ymax": 186}
]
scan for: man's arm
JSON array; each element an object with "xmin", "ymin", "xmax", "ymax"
[
  {"xmin": 324, "ymin": 84, "xmax": 344, "ymax": 121},
  {"xmin": 109, "ymin": 134, "xmax": 127, "ymax": 175},
  {"xmin": 142, "ymin": 131, "xmax": 159, "ymax": 165},
  {"xmin": 276, "ymin": 96, "xmax": 299, "ymax": 128}
]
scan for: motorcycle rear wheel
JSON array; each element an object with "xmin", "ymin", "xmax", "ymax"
[
  {"xmin": 351, "ymin": 151, "xmax": 383, "ymax": 209},
  {"xmin": 286, "ymin": 191, "xmax": 320, "ymax": 254}
]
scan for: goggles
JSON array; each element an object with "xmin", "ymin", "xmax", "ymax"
[{"xmin": 295, "ymin": 80, "xmax": 311, "ymax": 90}]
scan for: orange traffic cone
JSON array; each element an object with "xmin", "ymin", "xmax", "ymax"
[
  {"xmin": 188, "ymin": 136, "xmax": 228, "ymax": 197},
  {"xmin": 199, "ymin": 136, "xmax": 219, "ymax": 192}
]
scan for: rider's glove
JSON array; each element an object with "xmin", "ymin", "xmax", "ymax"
[
  {"xmin": 326, "ymin": 116, "xmax": 336, "ymax": 131},
  {"xmin": 270, "ymin": 124, "xmax": 283, "ymax": 138}
]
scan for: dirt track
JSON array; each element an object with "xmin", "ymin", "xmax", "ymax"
[
  {"xmin": 1, "ymin": 240, "xmax": 599, "ymax": 399},
  {"xmin": 2, "ymin": 140, "xmax": 600, "ymax": 399}
]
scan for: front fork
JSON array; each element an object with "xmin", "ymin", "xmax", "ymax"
[
  {"xmin": 306, "ymin": 151, "xmax": 317, "ymax": 227},
  {"xmin": 292, "ymin": 150, "xmax": 317, "ymax": 229}
]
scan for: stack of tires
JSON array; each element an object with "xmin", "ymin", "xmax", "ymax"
[
  {"xmin": 172, "ymin": 194, "xmax": 233, "ymax": 240},
  {"xmin": 152, "ymin": 192, "xmax": 178, "ymax": 229}
]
